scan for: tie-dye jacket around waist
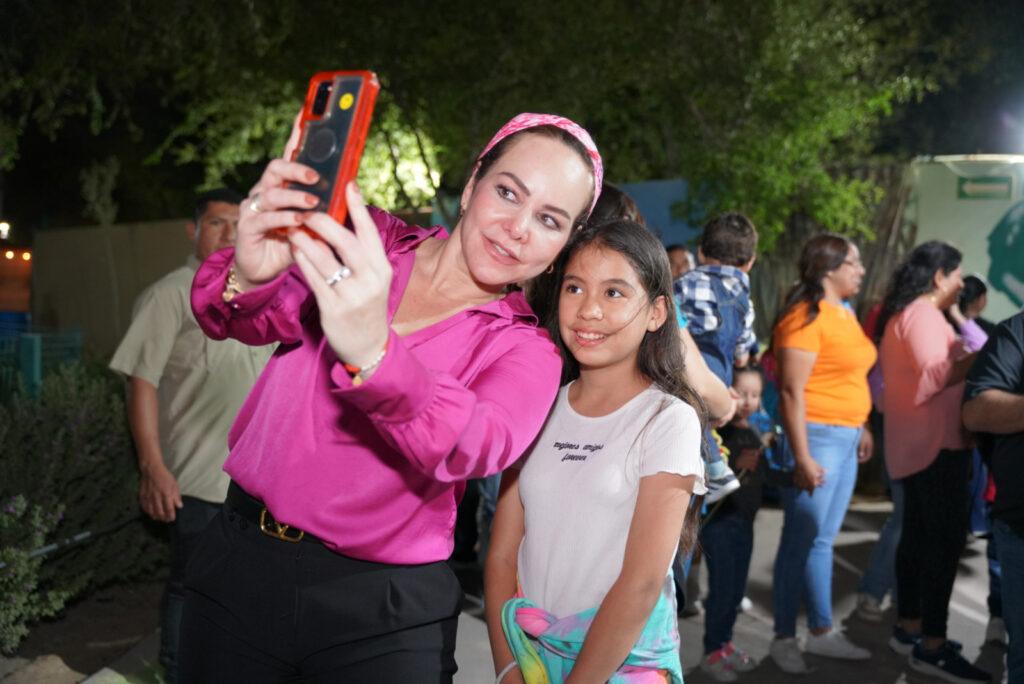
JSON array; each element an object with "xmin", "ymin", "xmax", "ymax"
[{"xmin": 500, "ymin": 575, "xmax": 683, "ymax": 683}]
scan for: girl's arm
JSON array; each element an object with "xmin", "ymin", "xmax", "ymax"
[
  {"xmin": 680, "ymin": 327, "xmax": 736, "ymax": 425},
  {"xmin": 776, "ymin": 346, "xmax": 824, "ymax": 493},
  {"xmin": 565, "ymin": 472, "xmax": 695, "ymax": 683},
  {"xmin": 484, "ymin": 469, "xmax": 528, "ymax": 684},
  {"xmin": 958, "ymin": 318, "xmax": 989, "ymax": 354}
]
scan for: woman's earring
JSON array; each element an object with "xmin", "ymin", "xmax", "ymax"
[
  {"xmin": 459, "ymin": 206, "xmax": 465, "ymax": 216},
  {"xmin": 545, "ymin": 264, "xmax": 555, "ymax": 275}
]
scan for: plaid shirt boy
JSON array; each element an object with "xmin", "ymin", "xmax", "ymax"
[{"xmin": 673, "ymin": 264, "xmax": 756, "ymax": 361}]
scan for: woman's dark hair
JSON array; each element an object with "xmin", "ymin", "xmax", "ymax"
[
  {"xmin": 529, "ymin": 218, "xmax": 707, "ymax": 554},
  {"xmin": 588, "ymin": 182, "xmax": 646, "ymax": 227},
  {"xmin": 958, "ymin": 274, "xmax": 988, "ymax": 312},
  {"xmin": 774, "ymin": 233, "xmax": 854, "ymax": 332},
  {"xmin": 875, "ymin": 241, "xmax": 962, "ymax": 342},
  {"xmin": 473, "ymin": 124, "xmax": 597, "ymax": 229}
]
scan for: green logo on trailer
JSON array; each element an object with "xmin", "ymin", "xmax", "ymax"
[{"xmin": 988, "ymin": 200, "xmax": 1024, "ymax": 308}]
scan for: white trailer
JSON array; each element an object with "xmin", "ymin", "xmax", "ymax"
[{"xmin": 906, "ymin": 154, "xmax": 1024, "ymax": 323}]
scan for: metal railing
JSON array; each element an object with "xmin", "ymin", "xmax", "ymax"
[{"xmin": 0, "ymin": 325, "xmax": 83, "ymax": 399}]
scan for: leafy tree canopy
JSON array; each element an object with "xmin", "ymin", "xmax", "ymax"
[{"xmin": 0, "ymin": 0, "xmax": 1005, "ymax": 245}]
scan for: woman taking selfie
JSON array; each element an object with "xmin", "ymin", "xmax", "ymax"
[{"xmin": 179, "ymin": 113, "xmax": 602, "ymax": 683}]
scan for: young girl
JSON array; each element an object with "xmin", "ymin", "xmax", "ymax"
[
  {"xmin": 485, "ymin": 219, "xmax": 707, "ymax": 683},
  {"xmin": 700, "ymin": 364, "xmax": 772, "ymax": 681}
]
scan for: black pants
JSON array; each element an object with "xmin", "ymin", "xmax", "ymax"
[
  {"xmin": 179, "ymin": 495, "xmax": 462, "ymax": 683},
  {"xmin": 159, "ymin": 496, "xmax": 221, "ymax": 683},
  {"xmin": 896, "ymin": 448, "xmax": 971, "ymax": 638}
]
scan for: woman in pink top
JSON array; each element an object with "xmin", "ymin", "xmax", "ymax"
[
  {"xmin": 178, "ymin": 113, "xmax": 603, "ymax": 683},
  {"xmin": 878, "ymin": 241, "xmax": 989, "ymax": 684}
]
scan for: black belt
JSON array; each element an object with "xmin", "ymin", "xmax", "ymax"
[{"xmin": 226, "ymin": 481, "xmax": 320, "ymax": 544}]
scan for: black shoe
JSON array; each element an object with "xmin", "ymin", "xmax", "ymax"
[
  {"xmin": 908, "ymin": 641, "xmax": 991, "ymax": 684},
  {"xmin": 889, "ymin": 624, "xmax": 920, "ymax": 655}
]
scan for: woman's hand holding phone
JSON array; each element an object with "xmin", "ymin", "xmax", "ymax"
[
  {"xmin": 232, "ymin": 111, "xmax": 318, "ymax": 291},
  {"xmin": 234, "ymin": 156, "xmax": 321, "ymax": 290},
  {"xmin": 288, "ymin": 182, "xmax": 393, "ymax": 371}
]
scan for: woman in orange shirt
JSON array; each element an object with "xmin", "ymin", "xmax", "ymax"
[{"xmin": 769, "ymin": 234, "xmax": 876, "ymax": 674}]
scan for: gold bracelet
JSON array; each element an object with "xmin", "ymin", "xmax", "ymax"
[{"xmin": 222, "ymin": 264, "xmax": 244, "ymax": 302}]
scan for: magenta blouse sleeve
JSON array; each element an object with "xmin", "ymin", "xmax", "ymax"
[
  {"xmin": 190, "ymin": 248, "xmax": 313, "ymax": 346},
  {"xmin": 329, "ymin": 326, "xmax": 562, "ymax": 482},
  {"xmin": 191, "ymin": 207, "xmax": 420, "ymax": 346}
]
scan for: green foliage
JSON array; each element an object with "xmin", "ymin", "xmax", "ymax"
[
  {"xmin": 357, "ymin": 93, "xmax": 441, "ymax": 212},
  {"xmin": 0, "ymin": 361, "xmax": 165, "ymax": 654},
  {"xmin": 146, "ymin": 81, "xmax": 441, "ymax": 211},
  {"xmin": 80, "ymin": 156, "xmax": 121, "ymax": 226},
  {"xmin": 0, "ymin": 0, "xmax": 1003, "ymax": 233},
  {"xmin": 0, "ymin": 496, "xmax": 68, "ymax": 653}
]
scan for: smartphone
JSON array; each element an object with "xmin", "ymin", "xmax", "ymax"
[{"xmin": 287, "ymin": 70, "xmax": 380, "ymax": 226}]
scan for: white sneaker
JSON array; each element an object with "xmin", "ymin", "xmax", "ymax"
[
  {"xmin": 986, "ymin": 617, "xmax": 1007, "ymax": 646},
  {"xmin": 700, "ymin": 650, "xmax": 739, "ymax": 682},
  {"xmin": 770, "ymin": 637, "xmax": 812, "ymax": 674},
  {"xmin": 723, "ymin": 642, "xmax": 757, "ymax": 672},
  {"xmin": 705, "ymin": 469, "xmax": 741, "ymax": 503},
  {"xmin": 855, "ymin": 592, "xmax": 884, "ymax": 622},
  {"xmin": 805, "ymin": 629, "xmax": 871, "ymax": 660}
]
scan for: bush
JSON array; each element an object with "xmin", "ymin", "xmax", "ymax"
[
  {"xmin": 0, "ymin": 360, "xmax": 166, "ymax": 653},
  {"xmin": 0, "ymin": 496, "xmax": 68, "ymax": 652}
]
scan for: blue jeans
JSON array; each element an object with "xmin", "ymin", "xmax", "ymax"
[
  {"xmin": 856, "ymin": 469, "xmax": 903, "ymax": 602},
  {"xmin": 773, "ymin": 422, "xmax": 861, "ymax": 636},
  {"xmin": 691, "ymin": 273, "xmax": 749, "ymax": 390},
  {"xmin": 160, "ymin": 496, "xmax": 221, "ymax": 683},
  {"xmin": 702, "ymin": 511, "xmax": 754, "ymax": 653},
  {"xmin": 476, "ymin": 473, "xmax": 501, "ymax": 565},
  {"xmin": 994, "ymin": 518, "xmax": 1023, "ymax": 682}
]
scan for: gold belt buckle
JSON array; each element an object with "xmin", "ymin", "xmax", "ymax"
[{"xmin": 259, "ymin": 508, "xmax": 305, "ymax": 542}]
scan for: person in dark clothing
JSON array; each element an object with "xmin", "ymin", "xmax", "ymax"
[
  {"xmin": 963, "ymin": 310, "xmax": 1024, "ymax": 684},
  {"xmin": 699, "ymin": 364, "xmax": 774, "ymax": 681}
]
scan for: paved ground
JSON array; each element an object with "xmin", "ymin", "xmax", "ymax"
[
  {"xmin": 49, "ymin": 497, "xmax": 1006, "ymax": 683},
  {"xmin": 676, "ymin": 500, "xmax": 1004, "ymax": 683}
]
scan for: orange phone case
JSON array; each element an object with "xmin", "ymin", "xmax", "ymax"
[{"xmin": 288, "ymin": 70, "xmax": 380, "ymax": 226}]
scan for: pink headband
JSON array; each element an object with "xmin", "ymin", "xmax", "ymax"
[{"xmin": 478, "ymin": 113, "xmax": 604, "ymax": 217}]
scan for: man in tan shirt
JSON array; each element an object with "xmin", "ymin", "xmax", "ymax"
[{"xmin": 110, "ymin": 188, "xmax": 274, "ymax": 682}]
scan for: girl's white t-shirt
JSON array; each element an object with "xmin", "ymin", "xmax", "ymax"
[{"xmin": 516, "ymin": 383, "xmax": 705, "ymax": 618}]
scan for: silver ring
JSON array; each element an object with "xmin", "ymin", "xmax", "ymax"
[
  {"xmin": 249, "ymin": 193, "xmax": 264, "ymax": 213},
  {"xmin": 325, "ymin": 266, "xmax": 352, "ymax": 286}
]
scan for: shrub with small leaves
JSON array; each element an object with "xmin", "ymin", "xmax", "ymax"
[
  {"xmin": 0, "ymin": 496, "xmax": 68, "ymax": 652},
  {"xmin": 0, "ymin": 360, "xmax": 166, "ymax": 654}
]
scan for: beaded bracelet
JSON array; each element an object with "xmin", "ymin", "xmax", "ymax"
[{"xmin": 344, "ymin": 339, "xmax": 390, "ymax": 387}]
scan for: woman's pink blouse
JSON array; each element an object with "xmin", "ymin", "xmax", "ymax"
[
  {"xmin": 881, "ymin": 299, "xmax": 970, "ymax": 479},
  {"xmin": 190, "ymin": 208, "xmax": 562, "ymax": 564}
]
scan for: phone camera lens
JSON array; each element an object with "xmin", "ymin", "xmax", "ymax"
[{"xmin": 312, "ymin": 82, "xmax": 332, "ymax": 116}]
